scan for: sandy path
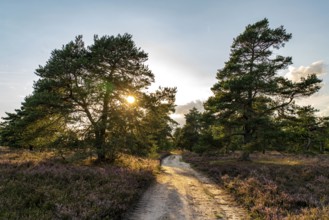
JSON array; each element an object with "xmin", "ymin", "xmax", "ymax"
[{"xmin": 126, "ymin": 154, "xmax": 247, "ymax": 220}]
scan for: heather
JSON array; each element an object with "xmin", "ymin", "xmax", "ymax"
[
  {"xmin": 183, "ymin": 151, "xmax": 329, "ymax": 219},
  {"xmin": 0, "ymin": 146, "xmax": 157, "ymax": 219}
]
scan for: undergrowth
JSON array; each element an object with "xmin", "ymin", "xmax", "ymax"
[
  {"xmin": 0, "ymin": 147, "xmax": 157, "ymax": 219},
  {"xmin": 183, "ymin": 151, "xmax": 329, "ymax": 220}
]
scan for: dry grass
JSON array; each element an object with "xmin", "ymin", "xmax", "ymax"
[
  {"xmin": 0, "ymin": 146, "xmax": 158, "ymax": 219},
  {"xmin": 183, "ymin": 151, "xmax": 329, "ymax": 220}
]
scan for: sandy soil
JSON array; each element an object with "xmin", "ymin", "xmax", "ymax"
[{"xmin": 126, "ymin": 154, "xmax": 247, "ymax": 220}]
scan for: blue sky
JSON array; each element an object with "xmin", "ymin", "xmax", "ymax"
[{"xmin": 1, "ymin": 0, "xmax": 329, "ymax": 123}]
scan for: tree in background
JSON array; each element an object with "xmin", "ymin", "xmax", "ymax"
[
  {"xmin": 279, "ymin": 105, "xmax": 329, "ymax": 153},
  {"xmin": 0, "ymin": 92, "xmax": 71, "ymax": 150},
  {"xmin": 205, "ymin": 19, "xmax": 322, "ymax": 160},
  {"xmin": 0, "ymin": 110, "xmax": 25, "ymax": 148},
  {"xmin": 174, "ymin": 108, "xmax": 202, "ymax": 151},
  {"xmin": 1, "ymin": 34, "xmax": 176, "ymax": 162},
  {"xmin": 174, "ymin": 109, "xmax": 223, "ymax": 154},
  {"xmin": 197, "ymin": 111, "xmax": 222, "ymax": 153}
]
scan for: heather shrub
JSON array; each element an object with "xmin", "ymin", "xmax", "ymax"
[
  {"xmin": 183, "ymin": 152, "xmax": 329, "ymax": 219},
  {"xmin": 0, "ymin": 147, "xmax": 157, "ymax": 219}
]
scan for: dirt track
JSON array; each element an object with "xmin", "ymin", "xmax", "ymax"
[{"xmin": 127, "ymin": 154, "xmax": 247, "ymax": 220}]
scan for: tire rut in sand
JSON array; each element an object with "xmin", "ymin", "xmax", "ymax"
[{"xmin": 126, "ymin": 155, "xmax": 247, "ymax": 220}]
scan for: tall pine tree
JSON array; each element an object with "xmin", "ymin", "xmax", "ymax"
[{"xmin": 205, "ymin": 19, "xmax": 321, "ymax": 160}]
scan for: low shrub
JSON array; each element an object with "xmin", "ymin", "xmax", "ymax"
[
  {"xmin": 183, "ymin": 152, "xmax": 329, "ymax": 219},
  {"xmin": 0, "ymin": 147, "xmax": 157, "ymax": 219}
]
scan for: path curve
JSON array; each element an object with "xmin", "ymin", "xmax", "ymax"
[{"xmin": 126, "ymin": 154, "xmax": 247, "ymax": 220}]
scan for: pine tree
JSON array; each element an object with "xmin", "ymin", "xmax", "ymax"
[
  {"xmin": 205, "ymin": 19, "xmax": 321, "ymax": 160},
  {"xmin": 2, "ymin": 34, "xmax": 176, "ymax": 162}
]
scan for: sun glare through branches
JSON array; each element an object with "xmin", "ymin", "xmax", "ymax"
[{"xmin": 126, "ymin": 95, "xmax": 135, "ymax": 104}]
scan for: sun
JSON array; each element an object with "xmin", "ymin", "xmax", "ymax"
[{"xmin": 126, "ymin": 95, "xmax": 135, "ymax": 104}]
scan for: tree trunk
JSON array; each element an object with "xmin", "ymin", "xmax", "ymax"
[
  {"xmin": 238, "ymin": 151, "xmax": 251, "ymax": 161},
  {"xmin": 97, "ymin": 150, "xmax": 106, "ymax": 161},
  {"xmin": 95, "ymin": 80, "xmax": 112, "ymax": 162},
  {"xmin": 241, "ymin": 92, "xmax": 254, "ymax": 162},
  {"xmin": 305, "ymin": 137, "xmax": 311, "ymax": 152},
  {"xmin": 240, "ymin": 124, "xmax": 252, "ymax": 161},
  {"xmin": 95, "ymin": 130, "xmax": 106, "ymax": 162}
]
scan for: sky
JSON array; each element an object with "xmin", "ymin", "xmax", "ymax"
[{"xmin": 1, "ymin": 0, "xmax": 329, "ymax": 125}]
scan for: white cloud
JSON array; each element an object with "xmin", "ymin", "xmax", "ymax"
[
  {"xmin": 285, "ymin": 60, "xmax": 326, "ymax": 82},
  {"xmin": 320, "ymin": 106, "xmax": 329, "ymax": 117},
  {"xmin": 170, "ymin": 113, "xmax": 186, "ymax": 126},
  {"xmin": 295, "ymin": 94, "xmax": 329, "ymax": 117},
  {"xmin": 175, "ymin": 100, "xmax": 204, "ymax": 115},
  {"xmin": 284, "ymin": 61, "xmax": 329, "ymax": 116},
  {"xmin": 171, "ymin": 100, "xmax": 205, "ymax": 126}
]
